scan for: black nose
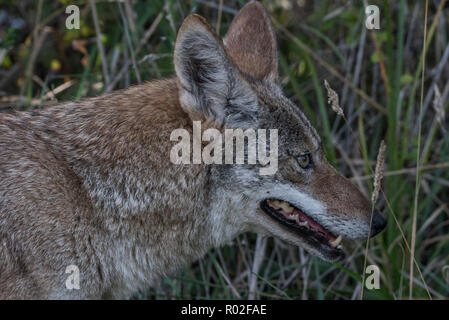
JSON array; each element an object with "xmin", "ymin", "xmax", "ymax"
[{"xmin": 370, "ymin": 212, "xmax": 387, "ymax": 237}]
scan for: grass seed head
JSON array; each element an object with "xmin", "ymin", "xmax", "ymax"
[
  {"xmin": 372, "ymin": 140, "xmax": 386, "ymax": 205},
  {"xmin": 324, "ymin": 80, "xmax": 344, "ymax": 118}
]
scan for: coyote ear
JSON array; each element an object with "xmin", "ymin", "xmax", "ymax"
[
  {"xmin": 223, "ymin": 1, "xmax": 278, "ymax": 82},
  {"xmin": 174, "ymin": 14, "xmax": 258, "ymax": 127}
]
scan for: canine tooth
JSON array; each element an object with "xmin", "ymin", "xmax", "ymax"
[
  {"xmin": 293, "ymin": 214, "xmax": 300, "ymax": 224},
  {"xmin": 298, "ymin": 221, "xmax": 309, "ymax": 228},
  {"xmin": 329, "ymin": 235, "xmax": 342, "ymax": 248}
]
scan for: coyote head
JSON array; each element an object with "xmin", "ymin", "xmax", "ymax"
[{"xmin": 174, "ymin": 1, "xmax": 386, "ymax": 261}]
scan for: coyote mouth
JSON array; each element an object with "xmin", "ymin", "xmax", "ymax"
[{"xmin": 260, "ymin": 199, "xmax": 345, "ymax": 260}]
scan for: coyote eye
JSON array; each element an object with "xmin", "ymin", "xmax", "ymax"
[{"xmin": 297, "ymin": 153, "xmax": 312, "ymax": 169}]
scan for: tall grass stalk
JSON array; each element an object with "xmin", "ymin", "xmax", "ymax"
[{"xmin": 409, "ymin": 0, "xmax": 428, "ymax": 300}]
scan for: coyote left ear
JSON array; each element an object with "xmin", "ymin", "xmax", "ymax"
[{"xmin": 224, "ymin": 1, "xmax": 278, "ymax": 82}]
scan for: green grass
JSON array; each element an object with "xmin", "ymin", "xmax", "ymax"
[{"xmin": 1, "ymin": 0, "xmax": 448, "ymax": 299}]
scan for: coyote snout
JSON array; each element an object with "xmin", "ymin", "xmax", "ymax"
[
  {"xmin": 244, "ymin": 132, "xmax": 386, "ymax": 261},
  {"xmin": 255, "ymin": 157, "xmax": 387, "ymax": 261}
]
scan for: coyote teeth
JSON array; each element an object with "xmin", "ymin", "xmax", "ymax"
[
  {"xmin": 298, "ymin": 221, "xmax": 309, "ymax": 228},
  {"xmin": 267, "ymin": 200, "xmax": 281, "ymax": 209},
  {"xmin": 287, "ymin": 214, "xmax": 299, "ymax": 224},
  {"xmin": 273, "ymin": 200, "xmax": 281, "ymax": 207},
  {"xmin": 294, "ymin": 214, "xmax": 300, "ymax": 224},
  {"xmin": 278, "ymin": 201, "xmax": 293, "ymax": 213},
  {"xmin": 329, "ymin": 235, "xmax": 342, "ymax": 248}
]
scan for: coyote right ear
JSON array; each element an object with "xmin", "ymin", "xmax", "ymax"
[
  {"xmin": 224, "ymin": 1, "xmax": 278, "ymax": 82},
  {"xmin": 174, "ymin": 14, "xmax": 258, "ymax": 127}
]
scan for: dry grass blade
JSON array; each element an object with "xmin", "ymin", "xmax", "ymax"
[
  {"xmin": 213, "ymin": 260, "xmax": 242, "ymax": 299},
  {"xmin": 89, "ymin": 0, "xmax": 110, "ymax": 85},
  {"xmin": 248, "ymin": 234, "xmax": 267, "ymax": 299},
  {"xmin": 351, "ymin": 161, "xmax": 449, "ymax": 181},
  {"xmin": 118, "ymin": 1, "xmax": 141, "ymax": 83},
  {"xmin": 216, "ymin": 0, "xmax": 224, "ymax": 34},
  {"xmin": 410, "ymin": 0, "xmax": 428, "ymax": 299}
]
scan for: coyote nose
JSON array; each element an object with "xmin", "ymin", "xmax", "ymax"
[{"xmin": 370, "ymin": 212, "xmax": 387, "ymax": 237}]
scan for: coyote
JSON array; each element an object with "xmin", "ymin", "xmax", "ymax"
[{"xmin": 0, "ymin": 2, "xmax": 386, "ymax": 299}]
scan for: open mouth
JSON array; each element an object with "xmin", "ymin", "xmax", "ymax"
[{"xmin": 260, "ymin": 199, "xmax": 345, "ymax": 260}]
